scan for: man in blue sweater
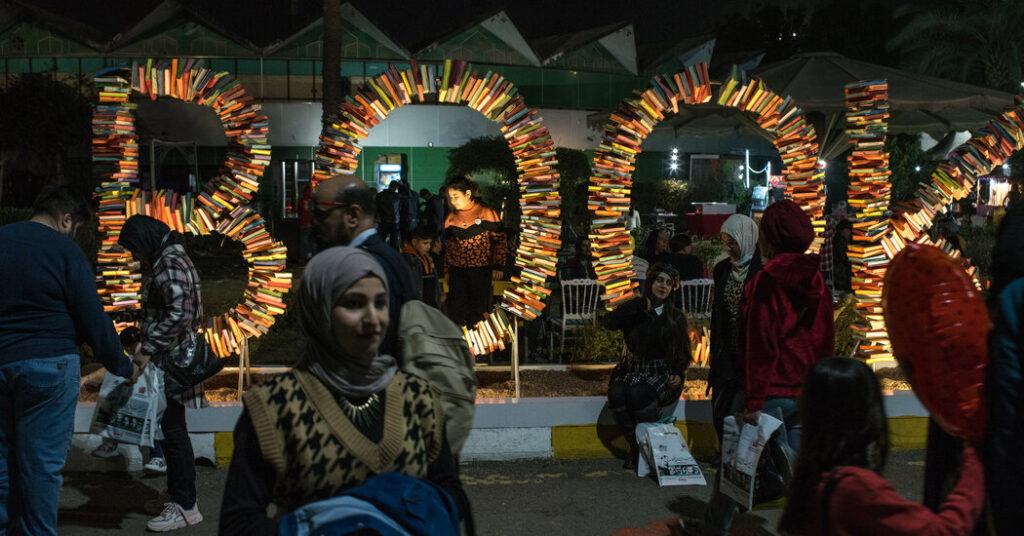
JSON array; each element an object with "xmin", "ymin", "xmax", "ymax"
[{"xmin": 0, "ymin": 186, "xmax": 134, "ymax": 536}]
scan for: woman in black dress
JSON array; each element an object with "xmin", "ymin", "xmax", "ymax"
[{"xmin": 603, "ymin": 262, "xmax": 691, "ymax": 469}]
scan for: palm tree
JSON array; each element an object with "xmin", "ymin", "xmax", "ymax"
[
  {"xmin": 888, "ymin": 0, "xmax": 1024, "ymax": 92},
  {"xmin": 322, "ymin": 0, "xmax": 342, "ymax": 126}
]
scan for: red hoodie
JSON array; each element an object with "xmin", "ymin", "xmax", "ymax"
[{"xmin": 742, "ymin": 253, "xmax": 834, "ymax": 411}]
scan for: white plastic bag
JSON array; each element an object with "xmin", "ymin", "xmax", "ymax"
[
  {"xmin": 635, "ymin": 422, "xmax": 706, "ymax": 487},
  {"xmin": 719, "ymin": 413, "xmax": 783, "ymax": 509},
  {"xmin": 90, "ymin": 364, "xmax": 166, "ymax": 447}
]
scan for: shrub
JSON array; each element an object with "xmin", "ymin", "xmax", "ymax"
[{"xmin": 567, "ymin": 320, "xmax": 624, "ymax": 363}]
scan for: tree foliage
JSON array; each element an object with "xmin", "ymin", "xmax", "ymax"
[
  {"xmin": 886, "ymin": 134, "xmax": 939, "ymax": 206},
  {"xmin": 555, "ymin": 147, "xmax": 591, "ymax": 234},
  {"xmin": 445, "ymin": 136, "xmax": 518, "ymax": 226},
  {"xmin": 888, "ymin": 0, "xmax": 1024, "ymax": 91},
  {"xmin": 445, "ymin": 138, "xmax": 593, "ymax": 233},
  {"xmin": 0, "ymin": 73, "xmax": 94, "ymax": 205}
]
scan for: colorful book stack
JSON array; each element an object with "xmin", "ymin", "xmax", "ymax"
[
  {"xmin": 588, "ymin": 62, "xmax": 713, "ymax": 308},
  {"xmin": 887, "ymin": 101, "xmax": 1024, "ymax": 285},
  {"xmin": 717, "ymin": 66, "xmax": 826, "ymax": 244},
  {"xmin": 461, "ymin": 309, "xmax": 516, "ymax": 356},
  {"xmin": 844, "ymin": 80, "xmax": 894, "ymax": 364},
  {"xmin": 91, "ymin": 60, "xmax": 288, "ymax": 358},
  {"xmin": 312, "ymin": 60, "xmax": 562, "ymax": 355},
  {"xmin": 689, "ymin": 325, "xmax": 711, "ymax": 368}
]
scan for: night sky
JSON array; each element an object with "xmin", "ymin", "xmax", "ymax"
[{"xmin": 17, "ymin": 0, "xmax": 882, "ymax": 52}]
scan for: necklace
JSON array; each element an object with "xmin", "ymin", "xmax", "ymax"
[{"xmin": 338, "ymin": 392, "xmax": 382, "ymax": 429}]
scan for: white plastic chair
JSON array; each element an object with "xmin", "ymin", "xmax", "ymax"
[
  {"xmin": 548, "ymin": 278, "xmax": 600, "ymax": 361},
  {"xmin": 679, "ymin": 278, "xmax": 714, "ymax": 321}
]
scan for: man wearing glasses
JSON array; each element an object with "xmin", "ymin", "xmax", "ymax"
[{"xmin": 311, "ymin": 175, "xmax": 420, "ymax": 356}]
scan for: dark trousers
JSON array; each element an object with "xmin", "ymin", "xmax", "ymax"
[
  {"xmin": 378, "ymin": 222, "xmax": 400, "ymax": 249},
  {"xmin": 607, "ymin": 378, "xmax": 660, "ymax": 449},
  {"xmin": 161, "ymin": 397, "xmax": 196, "ymax": 509},
  {"xmin": 710, "ymin": 379, "xmax": 738, "ymax": 441},
  {"xmin": 447, "ymin": 266, "xmax": 492, "ymax": 326}
]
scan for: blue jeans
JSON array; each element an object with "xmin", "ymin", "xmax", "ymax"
[{"xmin": 0, "ymin": 354, "xmax": 80, "ymax": 536}]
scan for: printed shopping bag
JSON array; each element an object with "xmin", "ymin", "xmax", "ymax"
[
  {"xmin": 636, "ymin": 421, "xmax": 707, "ymax": 486},
  {"xmin": 90, "ymin": 364, "xmax": 165, "ymax": 447}
]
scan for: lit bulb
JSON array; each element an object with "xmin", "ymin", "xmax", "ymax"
[
  {"xmin": 818, "ymin": 159, "xmax": 827, "ymax": 169},
  {"xmin": 670, "ymin": 163, "xmax": 678, "ymax": 170},
  {"xmin": 915, "ymin": 166, "xmax": 921, "ymax": 172}
]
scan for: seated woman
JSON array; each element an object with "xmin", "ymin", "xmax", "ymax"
[
  {"xmin": 603, "ymin": 262, "xmax": 690, "ymax": 469},
  {"xmin": 778, "ymin": 358, "xmax": 983, "ymax": 536},
  {"xmin": 219, "ymin": 247, "xmax": 469, "ymax": 535}
]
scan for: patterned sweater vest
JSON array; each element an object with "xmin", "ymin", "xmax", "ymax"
[{"xmin": 244, "ymin": 369, "xmax": 443, "ymax": 511}]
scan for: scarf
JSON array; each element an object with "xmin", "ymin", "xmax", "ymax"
[
  {"xmin": 760, "ymin": 199, "xmax": 815, "ymax": 255},
  {"xmin": 297, "ymin": 246, "xmax": 397, "ymax": 398},
  {"xmin": 721, "ymin": 213, "xmax": 759, "ymax": 282},
  {"xmin": 118, "ymin": 215, "xmax": 183, "ymax": 263}
]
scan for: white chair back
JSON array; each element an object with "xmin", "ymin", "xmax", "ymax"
[
  {"xmin": 679, "ymin": 278, "xmax": 714, "ymax": 320},
  {"xmin": 560, "ymin": 278, "xmax": 600, "ymax": 323}
]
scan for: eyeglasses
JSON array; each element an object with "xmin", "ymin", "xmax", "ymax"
[{"xmin": 310, "ymin": 200, "xmax": 348, "ymax": 219}]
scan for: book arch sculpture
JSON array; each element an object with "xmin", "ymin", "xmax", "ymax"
[
  {"xmin": 589, "ymin": 62, "xmax": 826, "ymax": 313},
  {"xmin": 591, "ymin": 62, "xmax": 1013, "ymax": 366},
  {"xmin": 841, "ymin": 79, "xmax": 1021, "ymax": 364},
  {"xmin": 92, "ymin": 60, "xmax": 290, "ymax": 358},
  {"xmin": 313, "ymin": 60, "xmax": 561, "ymax": 356}
]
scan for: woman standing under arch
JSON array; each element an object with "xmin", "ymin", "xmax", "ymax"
[{"xmin": 442, "ymin": 176, "xmax": 507, "ymax": 327}]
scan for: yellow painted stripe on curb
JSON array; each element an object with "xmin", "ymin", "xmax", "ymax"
[
  {"xmin": 552, "ymin": 417, "xmax": 928, "ymax": 460},
  {"xmin": 888, "ymin": 416, "xmax": 928, "ymax": 450},
  {"xmin": 215, "ymin": 431, "xmax": 234, "ymax": 468},
  {"xmin": 551, "ymin": 422, "xmax": 719, "ymax": 460}
]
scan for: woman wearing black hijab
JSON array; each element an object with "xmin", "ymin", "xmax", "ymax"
[{"xmin": 118, "ymin": 215, "xmax": 205, "ymax": 532}]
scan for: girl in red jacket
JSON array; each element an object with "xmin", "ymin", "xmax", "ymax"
[{"xmin": 778, "ymin": 357, "xmax": 984, "ymax": 536}]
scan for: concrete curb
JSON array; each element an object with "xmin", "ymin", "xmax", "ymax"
[{"xmin": 71, "ymin": 391, "xmax": 929, "ymax": 465}]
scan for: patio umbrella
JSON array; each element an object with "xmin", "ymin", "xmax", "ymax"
[
  {"xmin": 588, "ymin": 52, "xmax": 1016, "ymax": 159},
  {"xmin": 752, "ymin": 52, "xmax": 1016, "ymax": 157}
]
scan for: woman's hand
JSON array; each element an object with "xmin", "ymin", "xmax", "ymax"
[
  {"xmin": 667, "ymin": 375, "xmax": 682, "ymax": 389},
  {"xmin": 743, "ymin": 409, "xmax": 761, "ymax": 426}
]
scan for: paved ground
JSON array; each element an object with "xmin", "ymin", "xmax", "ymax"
[{"xmin": 54, "ymin": 449, "xmax": 927, "ymax": 535}]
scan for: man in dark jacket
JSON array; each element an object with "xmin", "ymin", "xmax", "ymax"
[
  {"xmin": 314, "ymin": 176, "xmax": 420, "ymax": 356},
  {"xmin": 420, "ymin": 188, "xmax": 446, "ymax": 240},
  {"xmin": 376, "ymin": 182, "xmax": 400, "ymax": 249},
  {"xmin": 0, "ymin": 186, "xmax": 134, "ymax": 535}
]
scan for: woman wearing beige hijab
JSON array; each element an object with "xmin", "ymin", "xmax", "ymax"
[
  {"xmin": 219, "ymin": 247, "xmax": 468, "ymax": 535},
  {"xmin": 708, "ymin": 214, "xmax": 762, "ymax": 439}
]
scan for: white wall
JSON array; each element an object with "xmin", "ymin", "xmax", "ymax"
[{"xmin": 133, "ymin": 100, "xmax": 779, "ymax": 157}]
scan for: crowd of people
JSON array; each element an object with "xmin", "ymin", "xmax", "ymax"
[
  {"xmin": 300, "ymin": 175, "xmax": 509, "ymax": 338},
  {"xmin": 1, "ymin": 181, "xmax": 1020, "ymax": 535}
]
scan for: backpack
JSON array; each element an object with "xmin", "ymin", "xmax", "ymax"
[{"xmin": 397, "ymin": 300, "xmax": 477, "ymax": 455}]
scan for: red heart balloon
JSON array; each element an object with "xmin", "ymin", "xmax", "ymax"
[{"xmin": 883, "ymin": 243, "xmax": 989, "ymax": 442}]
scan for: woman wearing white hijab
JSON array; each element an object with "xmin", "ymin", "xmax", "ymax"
[
  {"xmin": 219, "ymin": 247, "xmax": 468, "ymax": 535},
  {"xmin": 707, "ymin": 214, "xmax": 762, "ymax": 439}
]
